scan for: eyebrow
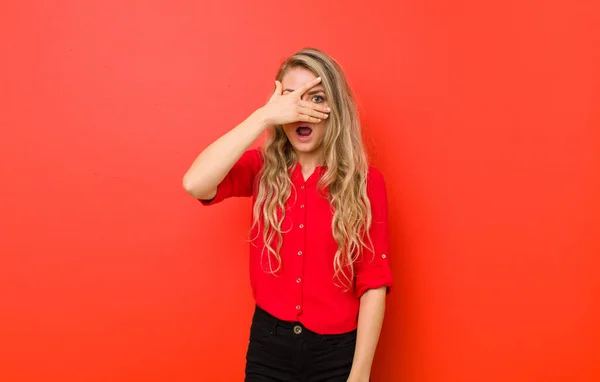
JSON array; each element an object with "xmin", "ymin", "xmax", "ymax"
[{"xmin": 282, "ymin": 88, "xmax": 326, "ymax": 95}]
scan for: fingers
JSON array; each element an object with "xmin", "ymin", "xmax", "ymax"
[
  {"xmin": 293, "ymin": 77, "xmax": 322, "ymax": 96},
  {"xmin": 299, "ymin": 100, "xmax": 331, "ymax": 114},
  {"xmin": 297, "ymin": 114, "xmax": 322, "ymax": 124},
  {"xmin": 298, "ymin": 106, "xmax": 329, "ymax": 120}
]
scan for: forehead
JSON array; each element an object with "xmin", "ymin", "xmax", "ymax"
[{"xmin": 281, "ymin": 67, "xmax": 319, "ymax": 88}]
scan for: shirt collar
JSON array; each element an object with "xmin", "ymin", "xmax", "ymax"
[{"xmin": 290, "ymin": 163, "xmax": 326, "ymax": 187}]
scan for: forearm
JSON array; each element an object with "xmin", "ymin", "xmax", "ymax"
[
  {"xmin": 182, "ymin": 108, "xmax": 269, "ymax": 199},
  {"xmin": 348, "ymin": 286, "xmax": 387, "ymax": 381}
]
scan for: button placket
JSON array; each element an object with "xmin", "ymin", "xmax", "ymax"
[{"xmin": 295, "ymin": 181, "xmax": 307, "ymax": 314}]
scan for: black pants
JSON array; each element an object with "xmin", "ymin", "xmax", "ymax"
[{"xmin": 245, "ymin": 306, "xmax": 357, "ymax": 382}]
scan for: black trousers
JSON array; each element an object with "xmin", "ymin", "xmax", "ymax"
[{"xmin": 245, "ymin": 306, "xmax": 357, "ymax": 382}]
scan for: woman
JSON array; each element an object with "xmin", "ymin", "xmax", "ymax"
[{"xmin": 183, "ymin": 48, "xmax": 392, "ymax": 382}]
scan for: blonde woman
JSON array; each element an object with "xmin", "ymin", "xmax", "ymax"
[{"xmin": 183, "ymin": 48, "xmax": 392, "ymax": 382}]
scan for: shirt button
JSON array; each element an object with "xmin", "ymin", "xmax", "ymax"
[
  {"xmin": 382, "ymin": 254, "xmax": 387, "ymax": 259},
  {"xmin": 297, "ymin": 250, "xmax": 303, "ymax": 256},
  {"xmin": 299, "ymin": 224, "xmax": 304, "ymax": 229},
  {"xmin": 296, "ymin": 278, "xmax": 301, "ymax": 283},
  {"xmin": 296, "ymin": 305, "xmax": 301, "ymax": 310},
  {"xmin": 301, "ymin": 185, "xmax": 305, "ymax": 190},
  {"xmin": 300, "ymin": 204, "xmax": 305, "ymax": 208}
]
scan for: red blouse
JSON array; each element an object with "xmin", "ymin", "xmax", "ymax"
[{"xmin": 200, "ymin": 149, "xmax": 392, "ymax": 334}]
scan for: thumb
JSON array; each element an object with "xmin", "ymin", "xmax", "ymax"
[{"xmin": 269, "ymin": 80, "xmax": 282, "ymax": 100}]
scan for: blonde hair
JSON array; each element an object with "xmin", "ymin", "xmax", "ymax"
[{"xmin": 251, "ymin": 48, "xmax": 373, "ymax": 288}]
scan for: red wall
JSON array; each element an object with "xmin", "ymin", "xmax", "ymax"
[{"xmin": 1, "ymin": 1, "xmax": 599, "ymax": 381}]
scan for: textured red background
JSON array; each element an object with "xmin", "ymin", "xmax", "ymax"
[{"xmin": 1, "ymin": 1, "xmax": 599, "ymax": 381}]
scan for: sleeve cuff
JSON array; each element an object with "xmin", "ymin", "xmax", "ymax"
[
  {"xmin": 198, "ymin": 182, "xmax": 229, "ymax": 206},
  {"xmin": 355, "ymin": 266, "xmax": 393, "ymax": 298}
]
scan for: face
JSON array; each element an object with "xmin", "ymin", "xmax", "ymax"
[{"xmin": 281, "ymin": 67, "xmax": 329, "ymax": 160}]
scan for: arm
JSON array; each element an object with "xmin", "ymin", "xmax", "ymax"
[
  {"xmin": 349, "ymin": 168, "xmax": 393, "ymax": 381},
  {"xmin": 348, "ymin": 286, "xmax": 387, "ymax": 382},
  {"xmin": 182, "ymin": 78, "xmax": 328, "ymax": 199},
  {"xmin": 182, "ymin": 110, "xmax": 269, "ymax": 199}
]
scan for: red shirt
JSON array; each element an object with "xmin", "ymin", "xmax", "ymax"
[{"xmin": 200, "ymin": 149, "xmax": 392, "ymax": 334}]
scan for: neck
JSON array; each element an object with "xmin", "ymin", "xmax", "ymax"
[{"xmin": 296, "ymin": 151, "xmax": 323, "ymax": 170}]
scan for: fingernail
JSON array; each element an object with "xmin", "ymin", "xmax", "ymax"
[{"xmin": 326, "ymin": 107, "xmax": 331, "ymax": 111}]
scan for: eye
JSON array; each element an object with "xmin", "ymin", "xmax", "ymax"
[{"xmin": 311, "ymin": 95, "xmax": 325, "ymax": 103}]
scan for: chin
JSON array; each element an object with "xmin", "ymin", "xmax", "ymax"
[
  {"xmin": 288, "ymin": 140, "xmax": 323, "ymax": 155},
  {"xmin": 291, "ymin": 144, "xmax": 316, "ymax": 153}
]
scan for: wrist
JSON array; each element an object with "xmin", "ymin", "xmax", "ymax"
[
  {"xmin": 251, "ymin": 107, "xmax": 271, "ymax": 130},
  {"xmin": 348, "ymin": 366, "xmax": 370, "ymax": 381}
]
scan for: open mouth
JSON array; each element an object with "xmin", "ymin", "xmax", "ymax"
[{"xmin": 296, "ymin": 126, "xmax": 313, "ymax": 137}]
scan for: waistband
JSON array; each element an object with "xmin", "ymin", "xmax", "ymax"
[{"xmin": 252, "ymin": 305, "xmax": 357, "ymax": 340}]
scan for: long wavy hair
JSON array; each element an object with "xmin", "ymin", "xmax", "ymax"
[{"xmin": 251, "ymin": 48, "xmax": 373, "ymax": 288}]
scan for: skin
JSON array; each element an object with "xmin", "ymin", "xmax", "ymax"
[{"xmin": 279, "ymin": 67, "xmax": 329, "ymax": 180}]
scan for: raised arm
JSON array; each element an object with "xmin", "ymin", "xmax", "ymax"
[{"xmin": 182, "ymin": 77, "xmax": 329, "ymax": 199}]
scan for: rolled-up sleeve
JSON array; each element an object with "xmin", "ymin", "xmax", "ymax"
[
  {"xmin": 354, "ymin": 167, "xmax": 393, "ymax": 298},
  {"xmin": 199, "ymin": 149, "xmax": 262, "ymax": 206}
]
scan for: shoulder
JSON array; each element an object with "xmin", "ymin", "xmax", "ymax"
[
  {"xmin": 242, "ymin": 148, "xmax": 263, "ymax": 161},
  {"xmin": 238, "ymin": 148, "xmax": 264, "ymax": 169},
  {"xmin": 366, "ymin": 166, "xmax": 386, "ymax": 188},
  {"xmin": 366, "ymin": 166, "xmax": 387, "ymax": 200},
  {"xmin": 366, "ymin": 166, "xmax": 388, "ymax": 212}
]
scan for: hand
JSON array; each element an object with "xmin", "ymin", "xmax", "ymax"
[{"xmin": 258, "ymin": 77, "xmax": 330, "ymax": 126}]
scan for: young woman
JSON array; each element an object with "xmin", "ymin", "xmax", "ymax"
[{"xmin": 183, "ymin": 48, "xmax": 392, "ymax": 382}]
